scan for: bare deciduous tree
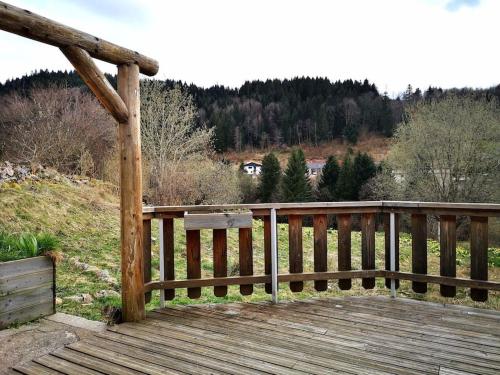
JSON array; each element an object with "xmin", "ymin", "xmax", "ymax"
[
  {"xmin": 140, "ymin": 80, "xmax": 240, "ymax": 205},
  {"xmin": 0, "ymin": 85, "xmax": 115, "ymax": 177},
  {"xmin": 365, "ymin": 95, "xmax": 499, "ymax": 203}
]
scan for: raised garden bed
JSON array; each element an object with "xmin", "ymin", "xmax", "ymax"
[{"xmin": 0, "ymin": 256, "xmax": 55, "ymax": 329}]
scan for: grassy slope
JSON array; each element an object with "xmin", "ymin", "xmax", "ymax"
[{"xmin": 0, "ymin": 180, "xmax": 498, "ymax": 321}]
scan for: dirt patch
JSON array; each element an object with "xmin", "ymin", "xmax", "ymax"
[{"xmin": 0, "ymin": 313, "xmax": 106, "ymax": 373}]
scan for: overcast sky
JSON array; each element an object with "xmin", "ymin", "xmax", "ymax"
[{"xmin": 1, "ymin": 0, "xmax": 498, "ymax": 97}]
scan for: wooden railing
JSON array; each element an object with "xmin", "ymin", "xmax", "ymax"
[{"xmin": 142, "ymin": 201, "xmax": 500, "ymax": 304}]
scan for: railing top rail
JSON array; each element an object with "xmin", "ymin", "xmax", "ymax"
[{"xmin": 143, "ymin": 201, "xmax": 500, "ymax": 216}]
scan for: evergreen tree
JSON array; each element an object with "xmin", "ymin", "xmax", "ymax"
[
  {"xmin": 258, "ymin": 153, "xmax": 281, "ymax": 202},
  {"xmin": 317, "ymin": 156, "xmax": 340, "ymax": 201},
  {"xmin": 335, "ymin": 154, "xmax": 357, "ymax": 201},
  {"xmin": 282, "ymin": 149, "xmax": 312, "ymax": 202},
  {"xmin": 352, "ymin": 152, "xmax": 377, "ymax": 199}
]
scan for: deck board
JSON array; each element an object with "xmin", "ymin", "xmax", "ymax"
[{"xmin": 12, "ymin": 297, "xmax": 500, "ymax": 375}]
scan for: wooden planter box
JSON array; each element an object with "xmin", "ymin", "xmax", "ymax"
[{"xmin": 0, "ymin": 256, "xmax": 55, "ymax": 329}]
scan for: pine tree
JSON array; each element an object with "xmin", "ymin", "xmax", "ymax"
[
  {"xmin": 317, "ymin": 156, "xmax": 340, "ymax": 201},
  {"xmin": 258, "ymin": 153, "xmax": 281, "ymax": 202},
  {"xmin": 282, "ymin": 149, "xmax": 312, "ymax": 202},
  {"xmin": 352, "ymin": 152, "xmax": 377, "ymax": 200},
  {"xmin": 335, "ymin": 154, "xmax": 357, "ymax": 201}
]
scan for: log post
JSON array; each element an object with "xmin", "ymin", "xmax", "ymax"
[{"xmin": 117, "ymin": 63, "xmax": 145, "ymax": 322}]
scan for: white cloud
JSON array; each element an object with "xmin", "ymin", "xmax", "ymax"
[{"xmin": 0, "ymin": 0, "xmax": 498, "ymax": 96}]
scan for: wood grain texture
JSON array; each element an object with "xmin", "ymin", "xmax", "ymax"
[
  {"xmin": 0, "ymin": 1, "xmax": 158, "ymax": 75},
  {"xmin": 313, "ymin": 214, "xmax": 328, "ymax": 291},
  {"xmin": 384, "ymin": 213, "xmax": 400, "ymax": 289},
  {"xmin": 142, "ymin": 218, "xmax": 151, "ymax": 304},
  {"xmin": 16, "ymin": 297, "xmax": 500, "ymax": 375},
  {"xmin": 337, "ymin": 214, "xmax": 352, "ymax": 290},
  {"xmin": 288, "ymin": 215, "xmax": 303, "ymax": 292},
  {"xmin": 213, "ymin": 229, "xmax": 228, "ymax": 297},
  {"xmin": 0, "ymin": 256, "xmax": 55, "ymax": 329},
  {"xmin": 263, "ymin": 216, "xmax": 272, "ymax": 294},
  {"xmin": 470, "ymin": 216, "xmax": 488, "ymax": 302},
  {"xmin": 162, "ymin": 218, "xmax": 175, "ymax": 301},
  {"xmin": 118, "ymin": 63, "xmax": 144, "ymax": 321},
  {"xmin": 239, "ymin": 228, "xmax": 253, "ymax": 295},
  {"xmin": 186, "ymin": 230, "xmax": 201, "ymax": 299},
  {"xmin": 411, "ymin": 214, "xmax": 427, "ymax": 294},
  {"xmin": 361, "ymin": 213, "xmax": 376, "ymax": 289},
  {"xmin": 184, "ymin": 212, "xmax": 252, "ymax": 230},
  {"xmin": 440, "ymin": 215, "xmax": 457, "ymax": 297},
  {"xmin": 61, "ymin": 45, "xmax": 128, "ymax": 122}
]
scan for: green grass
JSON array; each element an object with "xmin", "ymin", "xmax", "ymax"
[{"xmin": 0, "ymin": 180, "xmax": 498, "ymax": 321}]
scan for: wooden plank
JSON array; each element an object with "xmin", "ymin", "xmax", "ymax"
[
  {"xmin": 263, "ymin": 215, "xmax": 272, "ymax": 294},
  {"xmin": 117, "ymin": 63, "xmax": 144, "ymax": 322},
  {"xmin": 13, "ymin": 362, "xmax": 63, "ymax": 375},
  {"xmin": 239, "ymin": 227, "xmax": 253, "ymax": 295},
  {"xmin": 35, "ymin": 354, "xmax": 102, "ymax": 375},
  {"xmin": 0, "ymin": 1, "xmax": 159, "ymax": 76},
  {"xmin": 288, "ymin": 215, "xmax": 303, "ymax": 292},
  {"xmin": 411, "ymin": 214, "xmax": 427, "ymax": 293},
  {"xmin": 145, "ymin": 270, "xmax": 383, "ymax": 291},
  {"xmin": 440, "ymin": 215, "xmax": 457, "ymax": 297},
  {"xmin": 0, "ymin": 300, "xmax": 54, "ymax": 329},
  {"xmin": 0, "ymin": 284, "xmax": 52, "ymax": 314},
  {"xmin": 61, "ymin": 46, "xmax": 128, "ymax": 123},
  {"xmin": 142, "ymin": 218, "xmax": 152, "ymax": 304},
  {"xmin": 184, "ymin": 212, "xmax": 252, "ymax": 230},
  {"xmin": 361, "ymin": 213, "xmax": 376, "ymax": 289},
  {"xmin": 186, "ymin": 230, "xmax": 201, "ymax": 299},
  {"xmin": 0, "ymin": 256, "xmax": 53, "ymax": 278},
  {"xmin": 470, "ymin": 216, "xmax": 488, "ymax": 302},
  {"xmin": 51, "ymin": 347, "xmax": 144, "ymax": 375},
  {"xmin": 337, "ymin": 214, "xmax": 352, "ymax": 290},
  {"xmin": 313, "ymin": 214, "xmax": 328, "ymax": 291},
  {"xmin": 162, "ymin": 218, "xmax": 175, "ymax": 301},
  {"xmin": 0, "ymin": 269, "xmax": 53, "ymax": 296},
  {"xmin": 384, "ymin": 213, "xmax": 400, "ymax": 289},
  {"xmin": 384, "ymin": 272, "xmax": 499, "ymax": 290},
  {"xmin": 212, "ymin": 229, "xmax": 227, "ymax": 297}
]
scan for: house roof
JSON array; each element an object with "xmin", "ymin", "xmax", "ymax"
[{"xmin": 243, "ymin": 161, "xmax": 262, "ymax": 167}]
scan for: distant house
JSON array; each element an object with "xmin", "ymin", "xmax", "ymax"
[
  {"xmin": 242, "ymin": 161, "xmax": 262, "ymax": 176},
  {"xmin": 306, "ymin": 160, "xmax": 325, "ymax": 177}
]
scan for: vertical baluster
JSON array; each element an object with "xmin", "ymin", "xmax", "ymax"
[
  {"xmin": 440, "ymin": 215, "xmax": 456, "ymax": 297},
  {"xmin": 288, "ymin": 215, "xmax": 303, "ymax": 292},
  {"xmin": 213, "ymin": 229, "xmax": 228, "ymax": 297},
  {"xmin": 263, "ymin": 216, "xmax": 272, "ymax": 294},
  {"xmin": 470, "ymin": 216, "xmax": 488, "ymax": 302},
  {"xmin": 337, "ymin": 214, "xmax": 351, "ymax": 290},
  {"xmin": 313, "ymin": 214, "xmax": 328, "ymax": 291},
  {"xmin": 384, "ymin": 213, "xmax": 400, "ymax": 289},
  {"xmin": 162, "ymin": 218, "xmax": 175, "ymax": 301},
  {"xmin": 142, "ymin": 218, "xmax": 152, "ymax": 303},
  {"xmin": 361, "ymin": 213, "xmax": 376, "ymax": 289},
  {"xmin": 411, "ymin": 214, "xmax": 427, "ymax": 293},
  {"xmin": 239, "ymin": 227, "xmax": 253, "ymax": 295},
  {"xmin": 186, "ymin": 230, "xmax": 201, "ymax": 299}
]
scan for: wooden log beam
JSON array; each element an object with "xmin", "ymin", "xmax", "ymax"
[
  {"xmin": 117, "ymin": 63, "xmax": 144, "ymax": 322},
  {"xmin": 0, "ymin": 1, "xmax": 158, "ymax": 76},
  {"xmin": 61, "ymin": 46, "xmax": 128, "ymax": 123}
]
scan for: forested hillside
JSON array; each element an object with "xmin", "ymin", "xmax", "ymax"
[{"xmin": 2, "ymin": 70, "xmax": 499, "ymax": 154}]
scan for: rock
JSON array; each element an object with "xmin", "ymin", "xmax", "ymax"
[
  {"xmin": 81, "ymin": 293, "xmax": 93, "ymax": 304},
  {"xmin": 64, "ymin": 295, "xmax": 83, "ymax": 303},
  {"xmin": 94, "ymin": 290, "xmax": 120, "ymax": 299},
  {"xmin": 55, "ymin": 297, "xmax": 63, "ymax": 305}
]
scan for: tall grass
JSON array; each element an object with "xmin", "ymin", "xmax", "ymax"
[{"xmin": 0, "ymin": 232, "xmax": 58, "ymax": 262}]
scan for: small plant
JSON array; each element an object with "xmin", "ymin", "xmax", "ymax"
[{"xmin": 0, "ymin": 231, "xmax": 60, "ymax": 262}]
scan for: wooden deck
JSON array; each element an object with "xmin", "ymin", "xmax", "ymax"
[{"xmin": 12, "ymin": 297, "xmax": 500, "ymax": 375}]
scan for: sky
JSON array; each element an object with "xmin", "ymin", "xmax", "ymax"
[{"xmin": 0, "ymin": 0, "xmax": 498, "ymax": 97}]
